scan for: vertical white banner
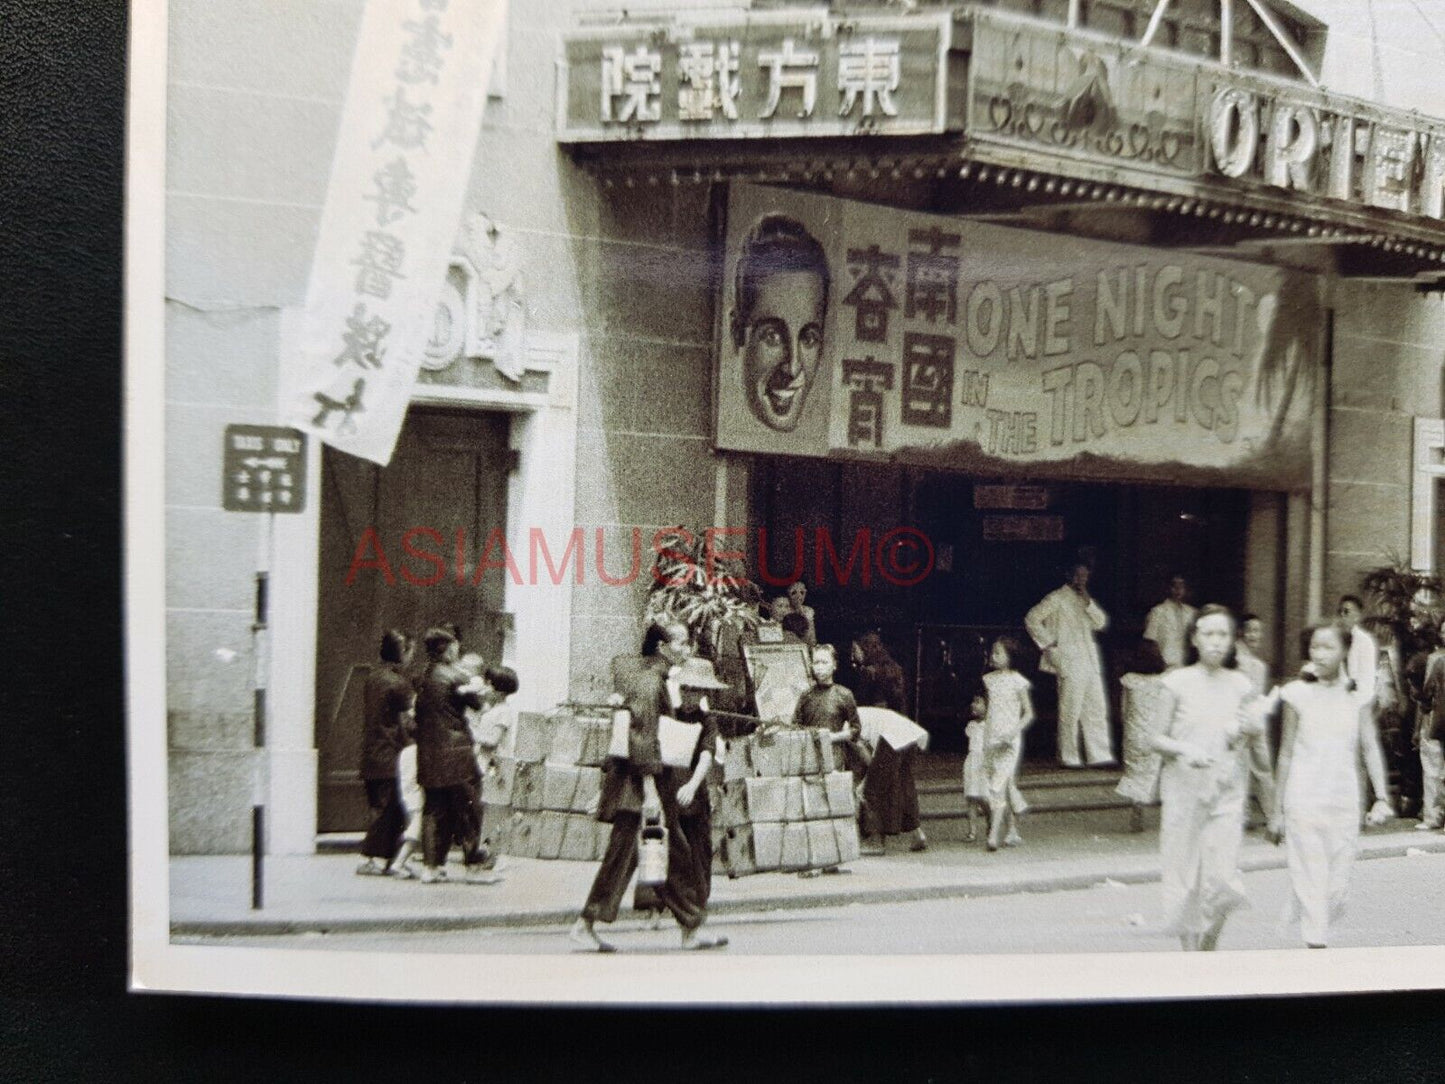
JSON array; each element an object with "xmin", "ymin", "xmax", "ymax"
[{"xmin": 284, "ymin": 0, "xmax": 507, "ymax": 465}]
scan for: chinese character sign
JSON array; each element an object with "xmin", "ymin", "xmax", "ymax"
[
  {"xmin": 715, "ymin": 184, "xmax": 1321, "ymax": 490},
  {"xmin": 284, "ymin": 0, "xmax": 507, "ymax": 466},
  {"xmin": 223, "ymin": 426, "xmax": 308, "ymax": 513},
  {"xmin": 560, "ymin": 13, "xmax": 950, "ymax": 143}
]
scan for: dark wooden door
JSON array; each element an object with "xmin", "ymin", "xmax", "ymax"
[{"xmin": 314, "ymin": 407, "xmax": 511, "ymax": 833}]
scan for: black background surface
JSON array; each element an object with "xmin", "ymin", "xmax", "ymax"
[{"xmin": 0, "ymin": 0, "xmax": 1440, "ymax": 1079}]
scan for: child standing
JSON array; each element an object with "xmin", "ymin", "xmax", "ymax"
[
  {"xmin": 961, "ymin": 693, "xmax": 989, "ymax": 844},
  {"xmin": 793, "ymin": 644, "xmax": 873, "ymax": 857},
  {"xmin": 474, "ymin": 665, "xmax": 519, "ymax": 869},
  {"xmin": 982, "ymin": 637, "xmax": 1034, "ymax": 851},
  {"xmin": 388, "ymin": 733, "xmax": 423, "ymax": 879},
  {"xmin": 1151, "ymin": 605, "xmax": 1268, "ymax": 951},
  {"xmin": 1270, "ymin": 623, "xmax": 1394, "ymax": 948}
]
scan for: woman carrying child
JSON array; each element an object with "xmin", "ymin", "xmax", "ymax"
[
  {"xmin": 981, "ymin": 636, "xmax": 1034, "ymax": 851},
  {"xmin": 1150, "ymin": 605, "xmax": 1268, "ymax": 951},
  {"xmin": 1270, "ymin": 622, "xmax": 1394, "ymax": 948}
]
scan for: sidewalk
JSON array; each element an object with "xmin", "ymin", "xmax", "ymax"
[{"xmin": 169, "ymin": 813, "xmax": 1445, "ymax": 937}]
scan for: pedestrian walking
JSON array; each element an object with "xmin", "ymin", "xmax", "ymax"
[
  {"xmin": 473, "ymin": 665, "xmax": 518, "ymax": 866},
  {"xmin": 961, "ymin": 692, "xmax": 988, "ymax": 844},
  {"xmin": 1270, "ymin": 622, "xmax": 1395, "ymax": 948},
  {"xmin": 1337, "ymin": 595, "xmax": 1378, "ymax": 706},
  {"xmin": 355, "ymin": 630, "xmax": 415, "ymax": 876},
  {"xmin": 851, "ymin": 632, "xmax": 928, "ymax": 852},
  {"xmin": 570, "ymin": 621, "xmax": 728, "ymax": 952},
  {"xmin": 1416, "ymin": 618, "xmax": 1445, "ymax": 831},
  {"xmin": 981, "ymin": 636, "xmax": 1033, "ymax": 851},
  {"xmin": 1025, "ymin": 561, "xmax": 1115, "ymax": 767},
  {"xmin": 387, "ymin": 734, "xmax": 423, "ymax": 880},
  {"xmin": 414, "ymin": 627, "xmax": 494, "ymax": 885},
  {"xmin": 1234, "ymin": 613, "xmax": 1278, "ymax": 830},
  {"xmin": 1151, "ymin": 605, "xmax": 1268, "ymax": 951}
]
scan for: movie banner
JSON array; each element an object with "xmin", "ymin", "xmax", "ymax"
[{"xmin": 715, "ymin": 183, "xmax": 1321, "ymax": 489}]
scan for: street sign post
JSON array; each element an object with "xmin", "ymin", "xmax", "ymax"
[
  {"xmin": 222, "ymin": 424, "xmax": 307, "ymax": 910},
  {"xmin": 222, "ymin": 425, "xmax": 307, "ymax": 513}
]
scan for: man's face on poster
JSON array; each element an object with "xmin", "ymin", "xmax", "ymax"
[{"xmin": 740, "ymin": 269, "xmax": 825, "ymax": 433}]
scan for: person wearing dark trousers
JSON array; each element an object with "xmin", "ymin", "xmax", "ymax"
[
  {"xmin": 414, "ymin": 627, "xmax": 492, "ymax": 885},
  {"xmin": 634, "ymin": 656, "xmax": 728, "ymax": 925},
  {"xmin": 356, "ymin": 629, "xmax": 415, "ymax": 876},
  {"xmin": 851, "ymin": 631, "xmax": 928, "ymax": 852},
  {"xmin": 570, "ymin": 621, "xmax": 728, "ymax": 952}
]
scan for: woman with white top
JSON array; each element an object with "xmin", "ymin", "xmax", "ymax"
[{"xmin": 1269, "ymin": 622, "xmax": 1394, "ymax": 948}]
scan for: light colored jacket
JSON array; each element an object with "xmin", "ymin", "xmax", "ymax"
[{"xmin": 1025, "ymin": 585, "xmax": 1108, "ymax": 676}]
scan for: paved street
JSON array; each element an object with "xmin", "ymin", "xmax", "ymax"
[{"xmin": 181, "ymin": 850, "xmax": 1445, "ymax": 955}]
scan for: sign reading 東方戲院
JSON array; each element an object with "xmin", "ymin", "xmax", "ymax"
[
  {"xmin": 557, "ymin": 12, "xmax": 952, "ymax": 143},
  {"xmin": 715, "ymin": 184, "xmax": 1321, "ymax": 490},
  {"xmin": 966, "ymin": 9, "xmax": 1445, "ymax": 224}
]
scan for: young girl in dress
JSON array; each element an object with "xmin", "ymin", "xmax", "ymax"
[
  {"xmin": 961, "ymin": 692, "xmax": 989, "ymax": 843},
  {"xmin": 982, "ymin": 636, "xmax": 1034, "ymax": 851},
  {"xmin": 1150, "ymin": 605, "xmax": 1269, "ymax": 951},
  {"xmin": 1270, "ymin": 622, "xmax": 1394, "ymax": 948}
]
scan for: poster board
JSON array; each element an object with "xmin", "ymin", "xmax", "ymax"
[{"xmin": 742, "ymin": 642, "xmax": 814, "ymax": 723}]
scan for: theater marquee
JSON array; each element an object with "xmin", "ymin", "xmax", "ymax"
[
  {"xmin": 715, "ymin": 183, "xmax": 1321, "ymax": 490},
  {"xmin": 557, "ymin": 10, "xmax": 953, "ymax": 143}
]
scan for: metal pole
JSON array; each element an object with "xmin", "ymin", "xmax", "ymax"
[
  {"xmin": 1220, "ymin": 0, "xmax": 1234, "ymax": 66},
  {"xmin": 252, "ymin": 805, "xmax": 265, "ymax": 909}
]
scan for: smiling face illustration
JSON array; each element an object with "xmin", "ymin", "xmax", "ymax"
[
  {"xmin": 731, "ymin": 214, "xmax": 830, "ymax": 435},
  {"xmin": 740, "ymin": 269, "xmax": 825, "ymax": 432}
]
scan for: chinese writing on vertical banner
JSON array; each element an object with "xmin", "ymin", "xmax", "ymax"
[{"xmin": 285, "ymin": 0, "xmax": 507, "ymax": 466}]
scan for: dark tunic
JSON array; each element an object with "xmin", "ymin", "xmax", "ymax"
[
  {"xmin": 359, "ymin": 662, "xmax": 414, "ymax": 780},
  {"xmin": 793, "ymin": 682, "xmax": 870, "ymax": 780},
  {"xmin": 414, "ymin": 661, "xmax": 484, "ymax": 789}
]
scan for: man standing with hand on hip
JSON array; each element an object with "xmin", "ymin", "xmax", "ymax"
[{"xmin": 1026, "ymin": 561, "xmax": 1115, "ymax": 768}]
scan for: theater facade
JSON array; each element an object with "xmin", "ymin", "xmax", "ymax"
[{"xmin": 165, "ymin": 0, "xmax": 1445, "ymax": 852}]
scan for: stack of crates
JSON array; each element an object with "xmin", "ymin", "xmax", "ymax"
[
  {"xmin": 712, "ymin": 726, "xmax": 862, "ymax": 877},
  {"xmin": 484, "ymin": 708, "xmax": 613, "ymax": 861}
]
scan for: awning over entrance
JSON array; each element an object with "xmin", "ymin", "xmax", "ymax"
[{"xmin": 558, "ymin": 4, "xmax": 1445, "ymax": 286}]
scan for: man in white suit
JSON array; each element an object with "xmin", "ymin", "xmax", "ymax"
[
  {"xmin": 1026, "ymin": 562, "xmax": 1115, "ymax": 767},
  {"xmin": 1144, "ymin": 574, "xmax": 1197, "ymax": 670}
]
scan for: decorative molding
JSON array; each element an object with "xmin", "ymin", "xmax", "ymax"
[{"xmin": 420, "ymin": 212, "xmax": 529, "ymax": 381}]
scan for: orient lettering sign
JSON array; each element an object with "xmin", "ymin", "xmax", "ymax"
[
  {"xmin": 557, "ymin": 12, "xmax": 951, "ymax": 142},
  {"xmin": 1203, "ymin": 84, "xmax": 1445, "ymax": 217},
  {"xmin": 715, "ymin": 184, "xmax": 1320, "ymax": 490},
  {"xmin": 966, "ymin": 9, "xmax": 1445, "ymax": 225}
]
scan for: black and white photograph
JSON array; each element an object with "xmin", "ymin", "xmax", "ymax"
[{"xmin": 127, "ymin": 0, "xmax": 1445, "ymax": 1004}]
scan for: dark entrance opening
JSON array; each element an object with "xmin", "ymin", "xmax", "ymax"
[{"xmin": 750, "ymin": 455, "xmax": 1254, "ymax": 760}]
